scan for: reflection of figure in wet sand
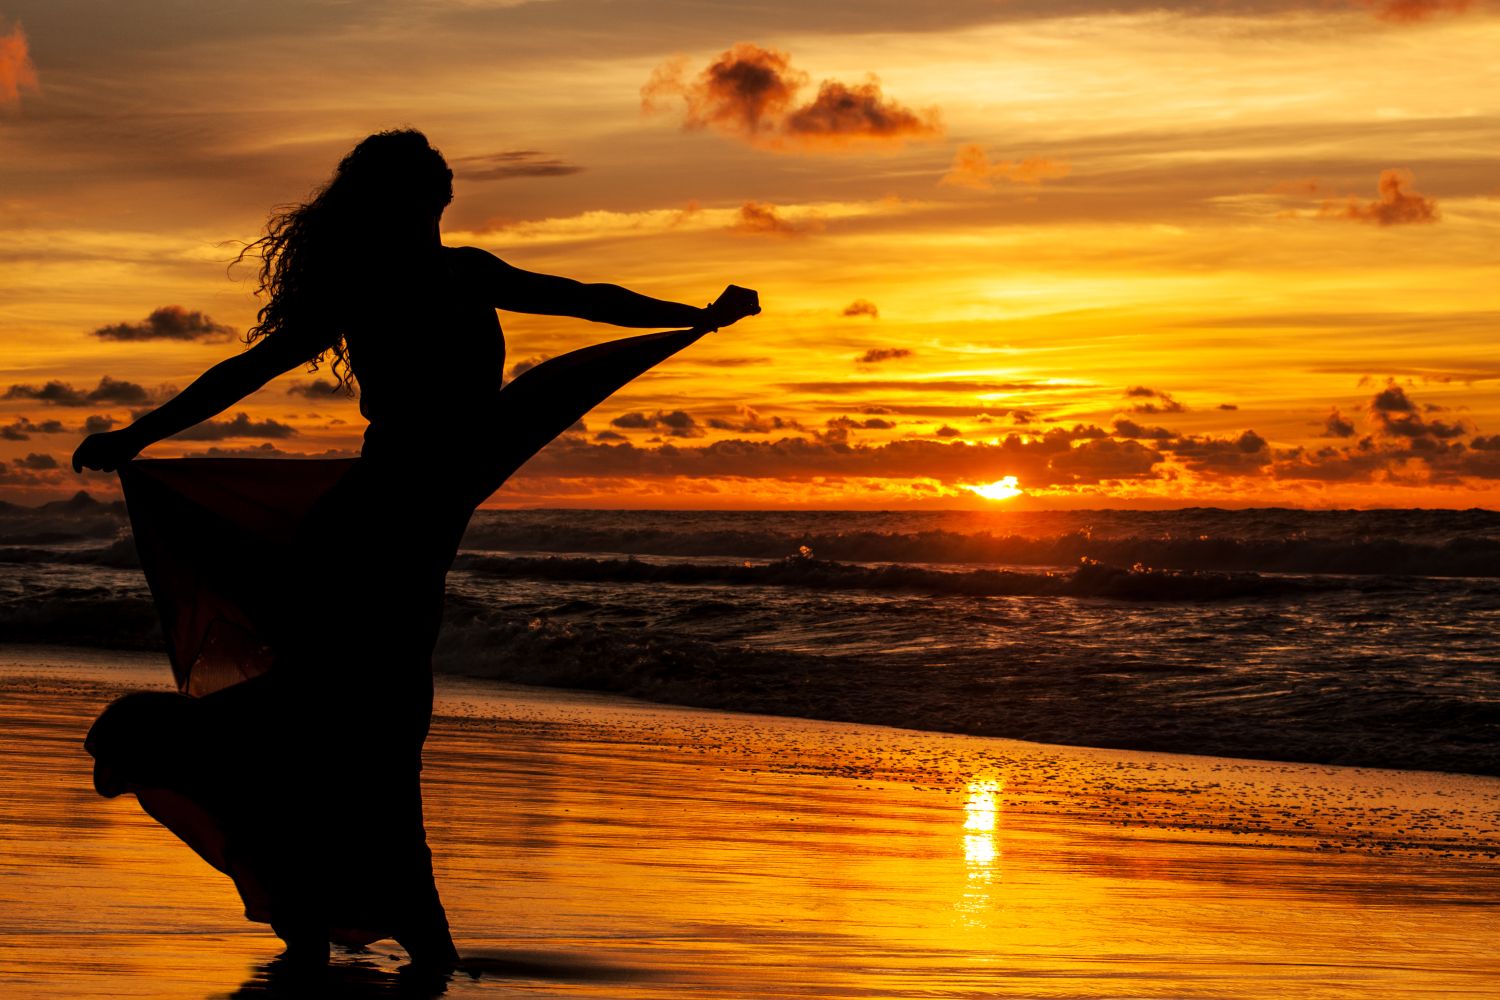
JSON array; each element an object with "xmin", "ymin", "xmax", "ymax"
[{"xmin": 74, "ymin": 129, "xmax": 759, "ymax": 969}]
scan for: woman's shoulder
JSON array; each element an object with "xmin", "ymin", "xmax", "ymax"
[
  {"xmin": 442, "ymin": 245, "xmax": 503, "ymax": 270},
  {"xmin": 442, "ymin": 245, "xmax": 511, "ymax": 288}
]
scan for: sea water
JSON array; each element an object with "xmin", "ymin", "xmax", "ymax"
[{"xmin": 3, "ymin": 497, "xmax": 1497, "ymax": 774}]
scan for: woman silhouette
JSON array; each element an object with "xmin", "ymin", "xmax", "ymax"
[{"xmin": 73, "ymin": 129, "xmax": 759, "ymax": 969}]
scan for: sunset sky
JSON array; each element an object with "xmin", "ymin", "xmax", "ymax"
[{"xmin": 2, "ymin": 0, "xmax": 1496, "ymax": 508}]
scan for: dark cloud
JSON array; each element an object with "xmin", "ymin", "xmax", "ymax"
[
  {"xmin": 188, "ymin": 444, "xmax": 359, "ymax": 460},
  {"xmin": 1048, "ymin": 438, "xmax": 1163, "ymax": 482},
  {"xmin": 782, "ymin": 78, "xmax": 942, "ymax": 147},
  {"xmin": 507, "ymin": 355, "xmax": 552, "ymax": 379},
  {"xmin": 0, "ymin": 18, "xmax": 40, "ymax": 107},
  {"xmin": 93, "ymin": 305, "xmax": 235, "ymax": 342},
  {"xmin": 5, "ymin": 376, "xmax": 152, "ymax": 407},
  {"xmin": 594, "ymin": 430, "xmax": 626, "ymax": 442},
  {"xmin": 1270, "ymin": 384, "xmax": 1498, "ymax": 486},
  {"xmin": 941, "ymin": 145, "xmax": 1070, "ymax": 190},
  {"xmin": 610, "ymin": 409, "xmax": 704, "ymax": 438},
  {"xmin": 451, "ymin": 150, "xmax": 583, "ymax": 181},
  {"xmin": 1318, "ymin": 169, "xmax": 1440, "ymax": 226},
  {"xmin": 707, "ymin": 408, "xmax": 805, "ymax": 434},
  {"xmin": 1169, "ymin": 430, "xmax": 1271, "ymax": 474},
  {"xmin": 935, "ymin": 424, "xmax": 962, "ymax": 438},
  {"xmin": 521, "ymin": 425, "xmax": 1161, "ymax": 487},
  {"xmin": 1322, "ymin": 408, "xmax": 1357, "ymax": 438},
  {"xmin": 1123, "ymin": 386, "xmax": 1186, "ymax": 414},
  {"xmin": 1, "ymin": 417, "xmax": 67, "ymax": 441},
  {"xmin": 82, "ymin": 414, "xmax": 117, "ymax": 434},
  {"xmin": 1274, "ymin": 436, "xmax": 1500, "ymax": 485},
  {"xmin": 1217, "ymin": 403, "xmax": 1239, "ymax": 411},
  {"xmin": 1010, "ymin": 410, "xmax": 1037, "ymax": 424},
  {"xmin": 169, "ymin": 412, "xmax": 297, "ymax": 441},
  {"xmin": 1112, "ymin": 418, "xmax": 1175, "ymax": 440},
  {"xmin": 728, "ymin": 200, "xmax": 819, "ymax": 236},
  {"xmin": 1368, "ymin": 383, "xmax": 1465, "ymax": 439},
  {"xmin": 856, "ymin": 347, "xmax": 911, "ymax": 364},
  {"xmin": 13, "ymin": 452, "xmax": 58, "ymax": 470},
  {"xmin": 1370, "ymin": 384, "xmax": 1415, "ymax": 413},
  {"xmin": 842, "ymin": 300, "xmax": 879, "ymax": 319},
  {"xmin": 642, "ymin": 43, "xmax": 939, "ymax": 152},
  {"xmin": 0, "ymin": 465, "xmax": 44, "ymax": 486},
  {"xmin": 824, "ymin": 415, "xmax": 898, "ymax": 434},
  {"xmin": 285, "ymin": 378, "xmax": 344, "ymax": 398}
]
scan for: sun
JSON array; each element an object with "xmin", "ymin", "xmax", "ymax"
[{"xmin": 969, "ymin": 476, "xmax": 1022, "ymax": 501}]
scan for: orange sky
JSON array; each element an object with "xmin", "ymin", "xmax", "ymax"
[{"xmin": 1, "ymin": 1, "xmax": 1497, "ymax": 508}]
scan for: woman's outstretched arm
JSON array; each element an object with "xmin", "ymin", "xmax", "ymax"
[
  {"xmin": 71, "ymin": 332, "xmax": 329, "ymax": 472},
  {"xmin": 460, "ymin": 247, "xmax": 757, "ymax": 329}
]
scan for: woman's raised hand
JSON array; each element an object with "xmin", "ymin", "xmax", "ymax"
[
  {"xmin": 705, "ymin": 285, "xmax": 760, "ymax": 330},
  {"xmin": 72, "ymin": 429, "xmax": 144, "ymax": 473}
]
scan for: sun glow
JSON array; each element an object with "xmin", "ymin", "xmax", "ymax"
[{"xmin": 969, "ymin": 476, "xmax": 1022, "ymax": 501}]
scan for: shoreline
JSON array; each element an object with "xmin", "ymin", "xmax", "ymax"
[{"xmin": 6, "ymin": 640, "xmax": 1500, "ymax": 784}]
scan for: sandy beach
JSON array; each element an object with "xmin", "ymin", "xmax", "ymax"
[{"xmin": 1, "ymin": 646, "xmax": 1497, "ymax": 999}]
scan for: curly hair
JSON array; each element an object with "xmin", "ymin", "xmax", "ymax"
[{"xmin": 235, "ymin": 129, "xmax": 454, "ymax": 391}]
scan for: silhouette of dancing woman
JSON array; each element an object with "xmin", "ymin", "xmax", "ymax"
[{"xmin": 73, "ymin": 129, "xmax": 759, "ymax": 969}]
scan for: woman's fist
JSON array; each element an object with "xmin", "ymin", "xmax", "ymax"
[
  {"xmin": 705, "ymin": 285, "xmax": 760, "ymax": 329},
  {"xmin": 72, "ymin": 430, "xmax": 142, "ymax": 473}
]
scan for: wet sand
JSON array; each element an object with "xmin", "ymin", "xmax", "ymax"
[{"xmin": 1, "ymin": 646, "xmax": 1498, "ymax": 999}]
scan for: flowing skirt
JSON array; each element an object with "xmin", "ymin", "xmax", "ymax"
[{"xmin": 85, "ymin": 327, "xmax": 710, "ymax": 944}]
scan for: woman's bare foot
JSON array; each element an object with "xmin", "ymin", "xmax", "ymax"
[
  {"xmin": 395, "ymin": 924, "xmax": 460, "ymax": 971},
  {"xmin": 271, "ymin": 922, "xmax": 330, "ymax": 967}
]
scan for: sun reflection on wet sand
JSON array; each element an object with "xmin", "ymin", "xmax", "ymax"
[
  {"xmin": 957, "ymin": 776, "xmax": 1002, "ymax": 926},
  {"xmin": 3, "ymin": 650, "xmax": 1500, "ymax": 999}
]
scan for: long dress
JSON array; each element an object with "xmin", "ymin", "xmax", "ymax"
[{"xmin": 84, "ymin": 248, "xmax": 710, "ymax": 945}]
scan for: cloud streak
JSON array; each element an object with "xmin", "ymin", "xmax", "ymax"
[
  {"xmin": 451, "ymin": 150, "xmax": 583, "ymax": 181},
  {"xmin": 1358, "ymin": 0, "xmax": 1473, "ymax": 21},
  {"xmin": 941, "ymin": 144, "xmax": 1070, "ymax": 190}
]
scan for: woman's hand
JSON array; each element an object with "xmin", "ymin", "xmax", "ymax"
[
  {"xmin": 703, "ymin": 285, "xmax": 760, "ymax": 330},
  {"xmin": 72, "ymin": 429, "xmax": 144, "ymax": 473}
]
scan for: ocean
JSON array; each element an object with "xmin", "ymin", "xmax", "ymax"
[{"xmin": 3, "ymin": 495, "xmax": 1497, "ymax": 775}]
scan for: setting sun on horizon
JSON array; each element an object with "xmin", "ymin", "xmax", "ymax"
[{"xmin": 2, "ymin": 3, "xmax": 1497, "ymax": 510}]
